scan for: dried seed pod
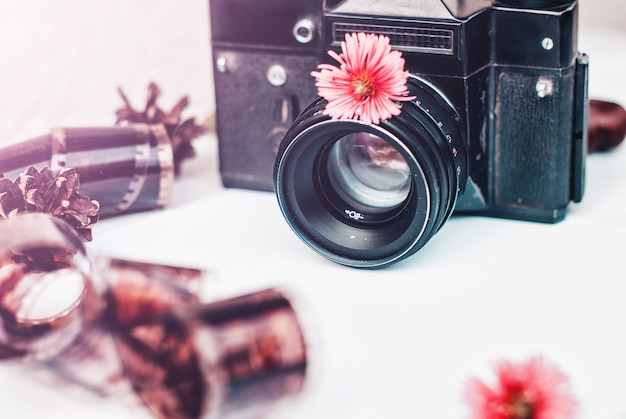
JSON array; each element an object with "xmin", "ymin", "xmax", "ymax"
[
  {"xmin": 0, "ymin": 177, "xmax": 24, "ymax": 219},
  {"xmin": 116, "ymin": 82, "xmax": 207, "ymax": 175},
  {"xmin": 15, "ymin": 167, "xmax": 99, "ymax": 242}
]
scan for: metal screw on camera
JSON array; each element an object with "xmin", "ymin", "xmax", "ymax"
[
  {"xmin": 536, "ymin": 78, "xmax": 554, "ymax": 98},
  {"xmin": 216, "ymin": 56, "xmax": 227, "ymax": 73},
  {"xmin": 542, "ymin": 37, "xmax": 555, "ymax": 51},
  {"xmin": 267, "ymin": 64, "xmax": 288, "ymax": 87}
]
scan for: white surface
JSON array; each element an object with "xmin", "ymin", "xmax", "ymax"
[{"xmin": 1, "ymin": 2, "xmax": 626, "ymax": 418}]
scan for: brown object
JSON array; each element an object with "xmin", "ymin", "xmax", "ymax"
[
  {"xmin": 0, "ymin": 177, "xmax": 23, "ymax": 219},
  {"xmin": 0, "ymin": 167, "xmax": 99, "ymax": 242},
  {"xmin": 116, "ymin": 82, "xmax": 207, "ymax": 175},
  {"xmin": 588, "ymin": 99, "xmax": 626, "ymax": 153},
  {"xmin": 17, "ymin": 167, "xmax": 99, "ymax": 241}
]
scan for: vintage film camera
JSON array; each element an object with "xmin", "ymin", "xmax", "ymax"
[{"xmin": 210, "ymin": 0, "xmax": 589, "ymax": 268}]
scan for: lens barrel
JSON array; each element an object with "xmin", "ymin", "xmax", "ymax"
[{"xmin": 274, "ymin": 78, "xmax": 468, "ymax": 268}]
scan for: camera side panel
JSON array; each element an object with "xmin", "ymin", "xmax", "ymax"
[
  {"xmin": 213, "ymin": 49, "xmax": 319, "ymax": 191},
  {"xmin": 492, "ymin": 66, "xmax": 577, "ymax": 222}
]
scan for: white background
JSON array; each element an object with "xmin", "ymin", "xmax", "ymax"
[{"xmin": 1, "ymin": 1, "xmax": 625, "ymax": 418}]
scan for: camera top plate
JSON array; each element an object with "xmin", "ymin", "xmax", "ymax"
[
  {"xmin": 328, "ymin": 0, "xmax": 454, "ymax": 20},
  {"xmin": 440, "ymin": 0, "xmax": 576, "ymax": 19}
]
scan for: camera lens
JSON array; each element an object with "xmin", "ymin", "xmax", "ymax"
[
  {"xmin": 327, "ymin": 132, "xmax": 411, "ymax": 214},
  {"xmin": 274, "ymin": 78, "xmax": 468, "ymax": 268}
]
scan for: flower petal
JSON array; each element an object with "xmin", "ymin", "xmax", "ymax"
[{"xmin": 312, "ymin": 32, "xmax": 415, "ymax": 125}]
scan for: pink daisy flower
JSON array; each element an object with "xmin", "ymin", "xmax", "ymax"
[
  {"xmin": 465, "ymin": 356, "xmax": 578, "ymax": 419},
  {"xmin": 311, "ymin": 32, "xmax": 415, "ymax": 125}
]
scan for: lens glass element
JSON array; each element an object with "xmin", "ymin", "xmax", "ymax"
[{"xmin": 327, "ymin": 132, "xmax": 411, "ymax": 213}]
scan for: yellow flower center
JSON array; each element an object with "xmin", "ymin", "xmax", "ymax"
[
  {"xmin": 509, "ymin": 395, "xmax": 534, "ymax": 419},
  {"xmin": 351, "ymin": 73, "xmax": 377, "ymax": 100}
]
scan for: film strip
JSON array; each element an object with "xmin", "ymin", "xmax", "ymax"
[
  {"xmin": 0, "ymin": 214, "xmax": 308, "ymax": 418},
  {"xmin": 0, "ymin": 124, "xmax": 175, "ymax": 218}
]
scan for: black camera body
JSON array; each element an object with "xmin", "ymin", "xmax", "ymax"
[
  {"xmin": 211, "ymin": 0, "xmax": 589, "ymax": 268},
  {"xmin": 210, "ymin": 0, "xmax": 325, "ymax": 191}
]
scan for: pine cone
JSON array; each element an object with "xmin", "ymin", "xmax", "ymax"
[
  {"xmin": 115, "ymin": 82, "xmax": 207, "ymax": 175},
  {"xmin": 0, "ymin": 177, "xmax": 25, "ymax": 219},
  {"xmin": 15, "ymin": 167, "xmax": 100, "ymax": 242}
]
